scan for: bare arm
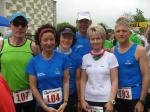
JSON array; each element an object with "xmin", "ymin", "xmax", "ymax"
[
  {"xmin": 80, "ymin": 69, "xmax": 89, "ymax": 111},
  {"xmin": 80, "ymin": 69, "xmax": 87, "ymax": 102},
  {"xmin": 57, "ymin": 69, "xmax": 70, "ymax": 111},
  {"xmin": 63, "ymin": 69, "xmax": 70, "ymax": 102},
  {"xmin": 75, "ymin": 68, "xmax": 81, "ymax": 101},
  {"xmin": 29, "ymin": 75, "xmax": 56, "ymax": 112},
  {"xmin": 109, "ymin": 67, "xmax": 118, "ymax": 100},
  {"xmin": 31, "ymin": 42, "xmax": 40, "ymax": 55},
  {"xmin": 0, "ymin": 40, "xmax": 3, "ymax": 51},
  {"xmin": 136, "ymin": 46, "xmax": 149, "ymax": 101}
]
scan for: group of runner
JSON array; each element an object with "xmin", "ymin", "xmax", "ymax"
[{"xmin": 0, "ymin": 11, "xmax": 150, "ymax": 112}]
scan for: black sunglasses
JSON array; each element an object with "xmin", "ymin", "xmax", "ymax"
[{"xmin": 13, "ymin": 21, "xmax": 27, "ymax": 27}]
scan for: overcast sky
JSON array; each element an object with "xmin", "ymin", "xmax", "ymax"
[{"xmin": 56, "ymin": 0, "xmax": 150, "ymax": 28}]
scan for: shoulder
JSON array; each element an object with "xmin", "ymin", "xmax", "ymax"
[
  {"xmin": 104, "ymin": 51, "xmax": 117, "ymax": 59},
  {"xmin": 136, "ymin": 45, "xmax": 146, "ymax": 53},
  {"xmin": 82, "ymin": 53, "xmax": 91, "ymax": 59},
  {"xmin": 30, "ymin": 40, "xmax": 40, "ymax": 55},
  {"xmin": 0, "ymin": 40, "xmax": 3, "ymax": 51},
  {"xmin": 135, "ymin": 45, "xmax": 147, "ymax": 59}
]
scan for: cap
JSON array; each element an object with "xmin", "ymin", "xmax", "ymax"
[
  {"xmin": 9, "ymin": 12, "xmax": 28, "ymax": 23},
  {"xmin": 77, "ymin": 11, "xmax": 91, "ymax": 21},
  {"xmin": 61, "ymin": 28, "xmax": 73, "ymax": 34}
]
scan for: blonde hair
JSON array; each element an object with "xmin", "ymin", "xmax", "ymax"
[
  {"xmin": 115, "ymin": 17, "xmax": 130, "ymax": 31},
  {"xmin": 87, "ymin": 25, "xmax": 106, "ymax": 39},
  {"xmin": 116, "ymin": 16, "xmax": 129, "ymax": 23}
]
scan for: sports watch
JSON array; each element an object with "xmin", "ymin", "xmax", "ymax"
[{"xmin": 109, "ymin": 99, "xmax": 116, "ymax": 104}]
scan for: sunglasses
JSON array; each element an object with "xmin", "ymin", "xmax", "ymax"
[{"xmin": 13, "ymin": 21, "xmax": 27, "ymax": 27}]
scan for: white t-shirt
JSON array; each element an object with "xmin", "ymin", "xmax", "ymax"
[{"xmin": 82, "ymin": 51, "xmax": 118, "ymax": 102}]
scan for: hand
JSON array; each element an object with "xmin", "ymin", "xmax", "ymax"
[
  {"xmin": 104, "ymin": 102, "xmax": 114, "ymax": 112},
  {"xmin": 77, "ymin": 101, "xmax": 82, "ymax": 112},
  {"xmin": 81, "ymin": 100, "xmax": 89, "ymax": 112},
  {"xmin": 57, "ymin": 102, "xmax": 67, "ymax": 112},
  {"xmin": 134, "ymin": 101, "xmax": 144, "ymax": 112},
  {"xmin": 44, "ymin": 107, "xmax": 57, "ymax": 112}
]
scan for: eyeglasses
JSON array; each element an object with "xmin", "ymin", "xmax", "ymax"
[{"xmin": 13, "ymin": 21, "xmax": 27, "ymax": 27}]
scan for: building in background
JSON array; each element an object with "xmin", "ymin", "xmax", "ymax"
[{"xmin": 0, "ymin": 0, "xmax": 56, "ymax": 35}]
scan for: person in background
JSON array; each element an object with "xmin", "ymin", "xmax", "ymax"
[
  {"xmin": 26, "ymin": 23, "xmax": 70, "ymax": 112},
  {"xmin": 80, "ymin": 25, "xmax": 118, "ymax": 112},
  {"xmin": 56, "ymin": 25, "xmax": 82, "ymax": 112},
  {"xmin": 0, "ymin": 12, "xmax": 39, "ymax": 112},
  {"xmin": 0, "ymin": 74, "xmax": 16, "ymax": 112},
  {"xmin": 113, "ymin": 17, "xmax": 149, "ymax": 112},
  {"xmin": 72, "ymin": 11, "xmax": 92, "ymax": 57},
  {"xmin": 145, "ymin": 26, "xmax": 150, "ymax": 112}
]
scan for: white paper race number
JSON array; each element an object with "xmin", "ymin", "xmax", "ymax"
[
  {"xmin": 13, "ymin": 89, "xmax": 33, "ymax": 104},
  {"xmin": 88, "ymin": 106, "xmax": 103, "ymax": 112},
  {"xmin": 117, "ymin": 87, "xmax": 132, "ymax": 100},
  {"xmin": 42, "ymin": 88, "xmax": 62, "ymax": 104}
]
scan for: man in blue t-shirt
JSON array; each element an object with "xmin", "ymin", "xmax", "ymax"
[{"xmin": 72, "ymin": 11, "xmax": 92, "ymax": 57}]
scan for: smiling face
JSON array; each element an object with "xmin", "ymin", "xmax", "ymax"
[
  {"xmin": 59, "ymin": 33, "xmax": 74, "ymax": 51},
  {"xmin": 76, "ymin": 19, "xmax": 91, "ymax": 35},
  {"xmin": 89, "ymin": 34, "xmax": 104, "ymax": 52},
  {"xmin": 40, "ymin": 32, "xmax": 56, "ymax": 52},
  {"xmin": 115, "ymin": 24, "xmax": 130, "ymax": 44},
  {"xmin": 87, "ymin": 25, "xmax": 106, "ymax": 52}
]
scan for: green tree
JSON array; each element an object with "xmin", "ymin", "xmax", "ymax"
[
  {"xmin": 56, "ymin": 22, "xmax": 76, "ymax": 32},
  {"xmin": 133, "ymin": 8, "xmax": 147, "ymax": 22}
]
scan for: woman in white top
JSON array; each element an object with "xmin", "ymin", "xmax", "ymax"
[{"xmin": 80, "ymin": 25, "xmax": 118, "ymax": 112}]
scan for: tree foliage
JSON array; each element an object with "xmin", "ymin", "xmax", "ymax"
[
  {"xmin": 132, "ymin": 8, "xmax": 147, "ymax": 22},
  {"xmin": 56, "ymin": 22, "xmax": 77, "ymax": 32},
  {"xmin": 123, "ymin": 8, "xmax": 147, "ymax": 22}
]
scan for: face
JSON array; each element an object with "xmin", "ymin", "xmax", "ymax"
[
  {"xmin": 40, "ymin": 32, "xmax": 56, "ymax": 52},
  {"xmin": 60, "ymin": 33, "xmax": 73, "ymax": 51},
  {"xmin": 89, "ymin": 34, "xmax": 103, "ymax": 51},
  {"xmin": 76, "ymin": 19, "xmax": 91, "ymax": 34},
  {"xmin": 10, "ymin": 23, "xmax": 27, "ymax": 38},
  {"xmin": 10, "ymin": 18, "xmax": 28, "ymax": 38},
  {"xmin": 115, "ymin": 24, "xmax": 130, "ymax": 43}
]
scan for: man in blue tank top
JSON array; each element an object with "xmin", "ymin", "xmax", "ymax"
[
  {"xmin": 113, "ymin": 17, "xmax": 149, "ymax": 112},
  {"xmin": 72, "ymin": 11, "xmax": 92, "ymax": 57}
]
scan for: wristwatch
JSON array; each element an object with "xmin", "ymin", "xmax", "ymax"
[{"xmin": 109, "ymin": 99, "xmax": 116, "ymax": 105}]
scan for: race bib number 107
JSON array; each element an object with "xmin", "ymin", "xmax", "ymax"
[{"xmin": 13, "ymin": 89, "xmax": 33, "ymax": 104}]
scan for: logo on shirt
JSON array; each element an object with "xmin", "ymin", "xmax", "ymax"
[
  {"xmin": 55, "ymin": 68, "xmax": 61, "ymax": 74},
  {"xmin": 37, "ymin": 73, "xmax": 46, "ymax": 77},
  {"xmin": 125, "ymin": 60, "xmax": 131, "ymax": 64},
  {"xmin": 86, "ymin": 64, "xmax": 92, "ymax": 67},
  {"xmin": 77, "ymin": 45, "xmax": 84, "ymax": 49}
]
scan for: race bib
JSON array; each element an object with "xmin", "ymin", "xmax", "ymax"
[
  {"xmin": 42, "ymin": 87, "xmax": 62, "ymax": 104},
  {"xmin": 13, "ymin": 89, "xmax": 33, "ymax": 104},
  {"xmin": 88, "ymin": 106, "xmax": 103, "ymax": 112},
  {"xmin": 117, "ymin": 87, "xmax": 132, "ymax": 100}
]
